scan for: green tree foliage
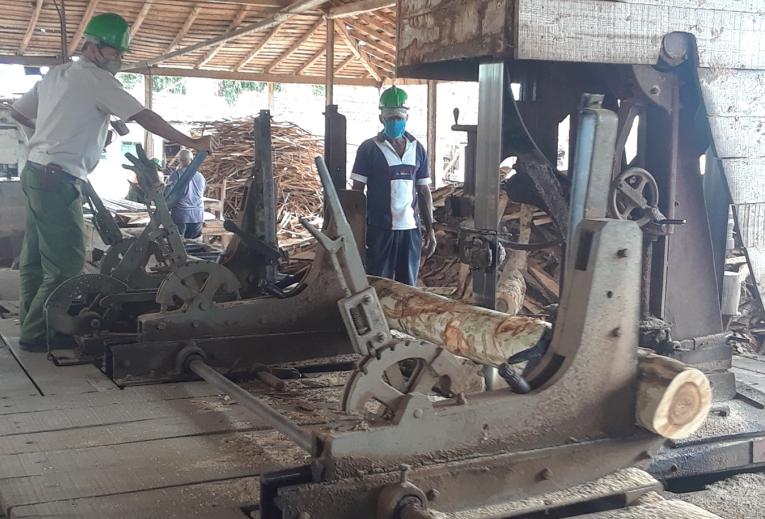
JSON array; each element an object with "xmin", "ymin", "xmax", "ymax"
[
  {"xmin": 115, "ymin": 73, "xmax": 187, "ymax": 94},
  {"xmin": 311, "ymin": 84, "xmax": 325, "ymax": 97},
  {"xmin": 216, "ymin": 80, "xmax": 268, "ymax": 105}
]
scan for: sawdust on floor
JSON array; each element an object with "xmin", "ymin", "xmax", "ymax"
[{"xmin": 675, "ymin": 473, "xmax": 765, "ymax": 519}]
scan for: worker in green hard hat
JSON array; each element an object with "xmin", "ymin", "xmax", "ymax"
[
  {"xmin": 351, "ymin": 86, "xmax": 436, "ymax": 286},
  {"xmin": 10, "ymin": 12, "xmax": 214, "ymax": 352}
]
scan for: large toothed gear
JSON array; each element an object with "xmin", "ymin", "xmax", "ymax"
[
  {"xmin": 342, "ymin": 339, "xmax": 483, "ymax": 417},
  {"xmin": 155, "ymin": 261, "xmax": 241, "ymax": 310},
  {"xmin": 45, "ymin": 274, "xmax": 128, "ymax": 335}
]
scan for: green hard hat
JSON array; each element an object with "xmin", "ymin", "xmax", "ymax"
[
  {"xmin": 84, "ymin": 13, "xmax": 131, "ymax": 52},
  {"xmin": 151, "ymin": 158, "xmax": 162, "ymax": 168},
  {"xmin": 379, "ymin": 86, "xmax": 408, "ymax": 109}
]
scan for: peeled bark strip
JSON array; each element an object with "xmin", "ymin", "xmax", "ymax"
[
  {"xmin": 369, "ymin": 276, "xmax": 550, "ymax": 366},
  {"xmin": 636, "ymin": 348, "xmax": 712, "ymax": 439}
]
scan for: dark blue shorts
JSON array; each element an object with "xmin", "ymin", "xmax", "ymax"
[
  {"xmin": 366, "ymin": 225, "xmax": 422, "ymax": 286},
  {"xmin": 177, "ymin": 222, "xmax": 203, "ymax": 239}
]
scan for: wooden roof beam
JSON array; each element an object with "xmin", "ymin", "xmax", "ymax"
[
  {"xmin": 123, "ymin": 0, "xmax": 328, "ymax": 72},
  {"xmin": 68, "ymin": 0, "xmax": 101, "ymax": 55},
  {"xmin": 334, "ymin": 53, "xmax": 354, "ymax": 75},
  {"xmin": 344, "ymin": 20, "xmax": 395, "ymax": 50},
  {"xmin": 235, "ymin": 26, "xmax": 281, "ymax": 71},
  {"xmin": 196, "ymin": 5, "xmax": 250, "ymax": 68},
  {"xmin": 296, "ymin": 45, "xmax": 324, "ymax": 75},
  {"xmin": 328, "ymin": 0, "xmax": 394, "ymax": 19},
  {"xmin": 130, "ymin": 1, "xmax": 154, "ymax": 39},
  {"xmin": 166, "ymin": 4, "xmax": 204, "ymax": 53},
  {"xmin": 19, "ymin": 0, "xmax": 45, "ymax": 55},
  {"xmin": 126, "ymin": 65, "xmax": 378, "ymax": 86},
  {"xmin": 334, "ymin": 20, "xmax": 382, "ymax": 82},
  {"xmin": 265, "ymin": 17, "xmax": 323, "ymax": 73}
]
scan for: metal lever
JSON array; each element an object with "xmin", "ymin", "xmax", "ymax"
[
  {"xmin": 164, "ymin": 151, "xmax": 209, "ymax": 207},
  {"xmin": 223, "ymin": 219, "xmax": 283, "ymax": 261}
]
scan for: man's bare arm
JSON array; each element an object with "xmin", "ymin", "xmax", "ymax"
[
  {"xmin": 417, "ymin": 184, "xmax": 437, "ymax": 259},
  {"xmin": 131, "ymin": 109, "xmax": 212, "ymax": 152},
  {"xmin": 10, "ymin": 108, "xmax": 35, "ymax": 130}
]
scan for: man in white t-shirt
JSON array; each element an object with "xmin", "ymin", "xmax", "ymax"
[{"xmin": 10, "ymin": 13, "xmax": 212, "ymax": 351}]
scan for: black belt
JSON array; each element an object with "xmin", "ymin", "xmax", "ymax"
[{"xmin": 27, "ymin": 161, "xmax": 76, "ymax": 179}]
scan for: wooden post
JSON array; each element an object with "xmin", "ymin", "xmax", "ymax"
[
  {"xmin": 325, "ymin": 16, "xmax": 335, "ymax": 106},
  {"xmin": 143, "ymin": 74, "xmax": 154, "ymax": 158},
  {"xmin": 427, "ymin": 80, "xmax": 437, "ymax": 185},
  {"xmin": 267, "ymin": 82, "xmax": 275, "ymax": 112}
]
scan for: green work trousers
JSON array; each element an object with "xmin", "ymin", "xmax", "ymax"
[{"xmin": 19, "ymin": 163, "xmax": 85, "ymax": 342}]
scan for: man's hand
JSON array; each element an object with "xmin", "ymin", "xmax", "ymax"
[
  {"xmin": 190, "ymin": 135, "xmax": 214, "ymax": 153},
  {"xmin": 423, "ymin": 228, "xmax": 437, "ymax": 259}
]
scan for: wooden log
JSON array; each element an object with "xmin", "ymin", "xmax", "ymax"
[
  {"xmin": 496, "ymin": 203, "xmax": 533, "ymax": 314},
  {"xmin": 636, "ymin": 348, "xmax": 712, "ymax": 440},
  {"xmin": 370, "ymin": 276, "xmax": 550, "ymax": 366}
]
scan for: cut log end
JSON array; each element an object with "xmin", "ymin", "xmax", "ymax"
[{"xmin": 636, "ymin": 348, "xmax": 712, "ymax": 440}]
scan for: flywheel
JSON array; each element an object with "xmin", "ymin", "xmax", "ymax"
[
  {"xmin": 155, "ymin": 261, "xmax": 241, "ymax": 310},
  {"xmin": 45, "ymin": 274, "xmax": 128, "ymax": 335}
]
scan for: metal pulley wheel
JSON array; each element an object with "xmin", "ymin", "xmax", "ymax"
[
  {"xmin": 609, "ymin": 167, "xmax": 660, "ymax": 227},
  {"xmin": 155, "ymin": 261, "xmax": 241, "ymax": 310},
  {"xmin": 45, "ymin": 274, "xmax": 128, "ymax": 335},
  {"xmin": 342, "ymin": 340, "xmax": 482, "ymax": 418}
]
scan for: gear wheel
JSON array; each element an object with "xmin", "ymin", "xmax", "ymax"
[
  {"xmin": 155, "ymin": 261, "xmax": 241, "ymax": 310},
  {"xmin": 342, "ymin": 340, "xmax": 482, "ymax": 417},
  {"xmin": 45, "ymin": 274, "xmax": 128, "ymax": 335}
]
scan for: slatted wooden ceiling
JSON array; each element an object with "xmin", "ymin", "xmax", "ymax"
[{"xmin": 0, "ymin": 0, "xmax": 397, "ymax": 85}]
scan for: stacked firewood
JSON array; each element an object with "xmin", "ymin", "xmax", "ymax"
[{"xmin": 194, "ymin": 118, "xmax": 324, "ymax": 243}]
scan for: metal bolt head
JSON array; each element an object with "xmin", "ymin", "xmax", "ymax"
[
  {"xmin": 611, "ymin": 327, "xmax": 622, "ymax": 337},
  {"xmin": 649, "ymin": 86, "xmax": 661, "ymax": 95},
  {"xmin": 413, "ymin": 408, "xmax": 424, "ymax": 419},
  {"xmin": 363, "ymin": 295, "xmax": 372, "ymax": 304},
  {"xmin": 375, "ymin": 332, "xmax": 386, "ymax": 343},
  {"xmin": 540, "ymin": 468, "xmax": 553, "ymax": 481},
  {"xmin": 399, "ymin": 464, "xmax": 411, "ymax": 483},
  {"xmin": 298, "ymin": 513, "xmax": 311, "ymax": 519},
  {"xmin": 200, "ymin": 301, "xmax": 210, "ymax": 311},
  {"xmin": 192, "ymin": 320, "xmax": 200, "ymax": 328},
  {"xmin": 90, "ymin": 318, "xmax": 101, "ymax": 329},
  {"xmin": 426, "ymin": 488, "xmax": 440, "ymax": 501},
  {"xmin": 157, "ymin": 322, "xmax": 167, "ymax": 330}
]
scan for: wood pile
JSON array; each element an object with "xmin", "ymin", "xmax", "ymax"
[{"xmin": 195, "ymin": 118, "xmax": 324, "ymax": 244}]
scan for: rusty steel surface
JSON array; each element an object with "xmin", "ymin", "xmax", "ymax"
[{"xmin": 370, "ymin": 276, "xmax": 549, "ymax": 366}]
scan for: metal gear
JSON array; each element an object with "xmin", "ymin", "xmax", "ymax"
[
  {"xmin": 609, "ymin": 167, "xmax": 660, "ymax": 227},
  {"xmin": 155, "ymin": 261, "xmax": 241, "ymax": 310},
  {"xmin": 342, "ymin": 339, "xmax": 482, "ymax": 417},
  {"xmin": 45, "ymin": 274, "xmax": 128, "ymax": 335}
]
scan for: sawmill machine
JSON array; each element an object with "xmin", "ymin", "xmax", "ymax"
[{"xmin": 395, "ymin": 0, "xmax": 765, "ymax": 485}]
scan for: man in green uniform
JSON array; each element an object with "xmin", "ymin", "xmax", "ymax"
[{"xmin": 11, "ymin": 13, "xmax": 212, "ymax": 351}]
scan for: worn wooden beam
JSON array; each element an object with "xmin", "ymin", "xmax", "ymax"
[
  {"xmin": 325, "ymin": 16, "xmax": 334, "ymax": 105},
  {"xmin": 334, "ymin": 20, "xmax": 382, "ymax": 82},
  {"xmin": 267, "ymin": 81, "xmax": 275, "ymax": 110},
  {"xmin": 426, "ymin": 79, "xmax": 437, "ymax": 185},
  {"xmin": 296, "ymin": 45, "xmax": 325, "ymax": 75},
  {"xmin": 130, "ymin": 0, "xmax": 154, "ymax": 39},
  {"xmin": 122, "ymin": 0, "xmax": 328, "ymax": 71},
  {"xmin": 202, "ymin": 0, "xmax": 290, "ymax": 6},
  {"xmin": 343, "ymin": 21, "xmax": 395, "ymax": 51},
  {"xmin": 143, "ymin": 76, "xmax": 154, "ymax": 158},
  {"xmin": 68, "ymin": 0, "xmax": 101, "ymax": 55},
  {"xmin": 235, "ymin": 26, "xmax": 281, "ymax": 71},
  {"xmin": 0, "ymin": 55, "xmax": 61, "ymax": 66},
  {"xmin": 19, "ymin": 0, "xmax": 45, "ymax": 55},
  {"xmin": 128, "ymin": 65, "xmax": 378, "ymax": 86},
  {"xmin": 327, "ymin": 0, "xmax": 394, "ymax": 18},
  {"xmin": 266, "ymin": 17, "xmax": 323, "ymax": 74},
  {"xmin": 196, "ymin": 5, "xmax": 250, "ymax": 68},
  {"xmin": 166, "ymin": 4, "xmax": 204, "ymax": 53}
]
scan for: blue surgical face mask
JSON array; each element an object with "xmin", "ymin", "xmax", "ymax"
[{"xmin": 383, "ymin": 119, "xmax": 406, "ymax": 139}]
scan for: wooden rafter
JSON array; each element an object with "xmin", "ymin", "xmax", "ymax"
[
  {"xmin": 196, "ymin": 5, "xmax": 249, "ymax": 68},
  {"xmin": 166, "ymin": 4, "xmax": 203, "ymax": 53},
  {"xmin": 235, "ymin": 26, "xmax": 281, "ymax": 71},
  {"xmin": 127, "ymin": 65, "xmax": 377, "ymax": 86},
  {"xmin": 19, "ymin": 0, "xmax": 45, "ymax": 55},
  {"xmin": 130, "ymin": 0, "xmax": 154, "ymax": 39},
  {"xmin": 328, "ymin": 0, "xmax": 395, "ymax": 19},
  {"xmin": 265, "ymin": 17, "xmax": 323, "ymax": 74},
  {"xmin": 334, "ymin": 20, "xmax": 382, "ymax": 82},
  {"xmin": 68, "ymin": 0, "xmax": 101, "ymax": 55},
  {"xmin": 334, "ymin": 53, "xmax": 355, "ymax": 75},
  {"xmin": 296, "ymin": 45, "xmax": 325, "ymax": 75},
  {"xmin": 344, "ymin": 21, "xmax": 395, "ymax": 51},
  {"xmin": 123, "ymin": 0, "xmax": 327, "ymax": 71}
]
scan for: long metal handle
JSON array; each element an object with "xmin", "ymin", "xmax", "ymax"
[
  {"xmin": 165, "ymin": 151, "xmax": 209, "ymax": 207},
  {"xmin": 187, "ymin": 357, "xmax": 313, "ymax": 453}
]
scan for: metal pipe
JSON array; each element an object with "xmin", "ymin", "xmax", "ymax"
[{"xmin": 187, "ymin": 357, "xmax": 314, "ymax": 452}]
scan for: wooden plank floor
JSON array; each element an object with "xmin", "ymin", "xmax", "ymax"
[{"xmin": 0, "ymin": 315, "xmax": 313, "ymax": 519}]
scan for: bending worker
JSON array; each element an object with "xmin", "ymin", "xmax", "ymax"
[
  {"xmin": 167, "ymin": 149, "xmax": 206, "ymax": 240},
  {"xmin": 10, "ymin": 13, "xmax": 212, "ymax": 351},
  {"xmin": 351, "ymin": 86, "xmax": 436, "ymax": 286}
]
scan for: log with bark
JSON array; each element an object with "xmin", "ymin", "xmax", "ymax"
[
  {"xmin": 369, "ymin": 276, "xmax": 550, "ymax": 366},
  {"xmin": 635, "ymin": 348, "xmax": 712, "ymax": 439}
]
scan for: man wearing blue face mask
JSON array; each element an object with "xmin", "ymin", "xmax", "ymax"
[{"xmin": 351, "ymin": 86, "xmax": 436, "ymax": 286}]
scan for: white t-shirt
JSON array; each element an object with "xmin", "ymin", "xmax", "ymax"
[{"xmin": 12, "ymin": 58, "xmax": 145, "ymax": 180}]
